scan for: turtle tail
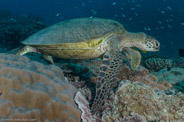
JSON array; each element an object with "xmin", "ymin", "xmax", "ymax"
[{"xmin": 91, "ymin": 50, "xmax": 122, "ymax": 114}]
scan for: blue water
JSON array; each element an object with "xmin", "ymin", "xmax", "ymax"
[{"xmin": 0, "ymin": 0, "xmax": 184, "ymax": 58}]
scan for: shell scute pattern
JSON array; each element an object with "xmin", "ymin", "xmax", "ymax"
[{"xmin": 91, "ymin": 51, "xmax": 122, "ymax": 114}]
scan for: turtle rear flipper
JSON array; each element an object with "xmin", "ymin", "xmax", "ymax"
[
  {"xmin": 43, "ymin": 55, "xmax": 54, "ymax": 64},
  {"xmin": 91, "ymin": 50, "xmax": 122, "ymax": 114}
]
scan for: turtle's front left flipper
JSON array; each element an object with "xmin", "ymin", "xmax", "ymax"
[
  {"xmin": 123, "ymin": 47, "xmax": 141, "ymax": 69},
  {"xmin": 91, "ymin": 50, "xmax": 122, "ymax": 114}
]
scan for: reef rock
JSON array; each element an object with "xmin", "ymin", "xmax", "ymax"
[
  {"xmin": 0, "ymin": 54, "xmax": 81, "ymax": 122},
  {"xmin": 118, "ymin": 65, "xmax": 171, "ymax": 90},
  {"xmin": 102, "ymin": 81, "xmax": 184, "ymax": 121},
  {"xmin": 153, "ymin": 67, "xmax": 184, "ymax": 84}
]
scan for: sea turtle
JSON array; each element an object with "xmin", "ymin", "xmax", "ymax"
[{"xmin": 15, "ymin": 18, "xmax": 160, "ymax": 114}]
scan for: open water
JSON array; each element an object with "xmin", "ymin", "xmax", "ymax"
[{"xmin": 0, "ymin": 0, "xmax": 183, "ymax": 58}]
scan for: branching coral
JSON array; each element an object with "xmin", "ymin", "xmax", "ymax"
[{"xmin": 0, "ymin": 54, "xmax": 81, "ymax": 121}]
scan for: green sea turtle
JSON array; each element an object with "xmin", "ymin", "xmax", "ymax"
[{"xmin": 15, "ymin": 18, "xmax": 160, "ymax": 114}]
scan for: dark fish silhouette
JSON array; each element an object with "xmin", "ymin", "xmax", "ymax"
[{"xmin": 179, "ymin": 49, "xmax": 184, "ymax": 57}]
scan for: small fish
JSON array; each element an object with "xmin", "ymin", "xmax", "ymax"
[
  {"xmin": 181, "ymin": 23, "xmax": 184, "ymax": 26},
  {"xmin": 82, "ymin": 2, "xmax": 86, "ymax": 7},
  {"xmin": 91, "ymin": 10, "xmax": 97, "ymax": 15},
  {"xmin": 128, "ymin": 18, "xmax": 132, "ymax": 21},
  {"xmin": 121, "ymin": 14, "xmax": 126, "ymax": 17},
  {"xmin": 167, "ymin": 24, "xmax": 172, "ymax": 28},
  {"xmin": 158, "ymin": 21, "xmax": 162, "ymax": 24},
  {"xmin": 56, "ymin": 13, "xmax": 60, "ymax": 17},
  {"xmin": 134, "ymin": 13, "xmax": 138, "ymax": 16},
  {"xmin": 167, "ymin": 6, "xmax": 172, "ymax": 10},
  {"xmin": 144, "ymin": 27, "xmax": 147, "ymax": 31},
  {"xmin": 112, "ymin": 2, "xmax": 116, "ymax": 5},
  {"xmin": 161, "ymin": 11, "xmax": 165, "ymax": 14}
]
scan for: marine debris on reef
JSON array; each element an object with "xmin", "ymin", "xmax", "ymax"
[{"xmin": 0, "ymin": 9, "xmax": 47, "ymax": 50}]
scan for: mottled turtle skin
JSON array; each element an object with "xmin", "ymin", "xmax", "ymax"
[{"xmin": 15, "ymin": 18, "xmax": 160, "ymax": 114}]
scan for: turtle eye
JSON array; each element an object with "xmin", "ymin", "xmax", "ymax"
[{"xmin": 154, "ymin": 40, "xmax": 160, "ymax": 49}]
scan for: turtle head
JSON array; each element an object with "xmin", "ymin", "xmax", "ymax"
[{"xmin": 136, "ymin": 32, "xmax": 160, "ymax": 51}]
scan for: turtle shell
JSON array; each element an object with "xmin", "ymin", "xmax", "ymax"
[{"xmin": 22, "ymin": 18, "xmax": 126, "ymax": 59}]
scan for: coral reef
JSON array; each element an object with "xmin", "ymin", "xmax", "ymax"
[
  {"xmin": 144, "ymin": 58, "xmax": 173, "ymax": 71},
  {"xmin": 74, "ymin": 91, "xmax": 96, "ymax": 122},
  {"xmin": 144, "ymin": 57, "xmax": 184, "ymax": 72},
  {"xmin": 0, "ymin": 54, "xmax": 81, "ymax": 122},
  {"xmin": 153, "ymin": 67, "xmax": 184, "ymax": 84},
  {"xmin": 0, "ymin": 9, "xmax": 47, "ymax": 50},
  {"xmin": 102, "ymin": 81, "xmax": 184, "ymax": 121},
  {"xmin": 173, "ymin": 81, "xmax": 184, "ymax": 94},
  {"xmin": 173, "ymin": 57, "xmax": 184, "ymax": 68},
  {"xmin": 118, "ymin": 65, "xmax": 171, "ymax": 90},
  {"xmin": 103, "ymin": 112, "xmax": 146, "ymax": 122}
]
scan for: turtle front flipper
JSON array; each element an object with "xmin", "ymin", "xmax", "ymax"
[
  {"xmin": 123, "ymin": 47, "xmax": 141, "ymax": 69},
  {"xmin": 91, "ymin": 50, "xmax": 122, "ymax": 114}
]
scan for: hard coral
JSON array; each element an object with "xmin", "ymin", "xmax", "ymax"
[
  {"xmin": 102, "ymin": 81, "xmax": 184, "ymax": 121},
  {"xmin": 74, "ymin": 91, "xmax": 96, "ymax": 122},
  {"xmin": 118, "ymin": 65, "xmax": 171, "ymax": 90},
  {"xmin": 153, "ymin": 67, "xmax": 184, "ymax": 84},
  {"xmin": 0, "ymin": 54, "xmax": 81, "ymax": 122},
  {"xmin": 144, "ymin": 58, "xmax": 173, "ymax": 71}
]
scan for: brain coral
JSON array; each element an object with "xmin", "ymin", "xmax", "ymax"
[
  {"xmin": 102, "ymin": 81, "xmax": 184, "ymax": 121},
  {"xmin": 0, "ymin": 54, "xmax": 81, "ymax": 122}
]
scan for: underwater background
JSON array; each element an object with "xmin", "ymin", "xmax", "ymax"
[
  {"xmin": 0, "ymin": 0, "xmax": 183, "ymax": 58},
  {"xmin": 0, "ymin": 0, "xmax": 184, "ymax": 121}
]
